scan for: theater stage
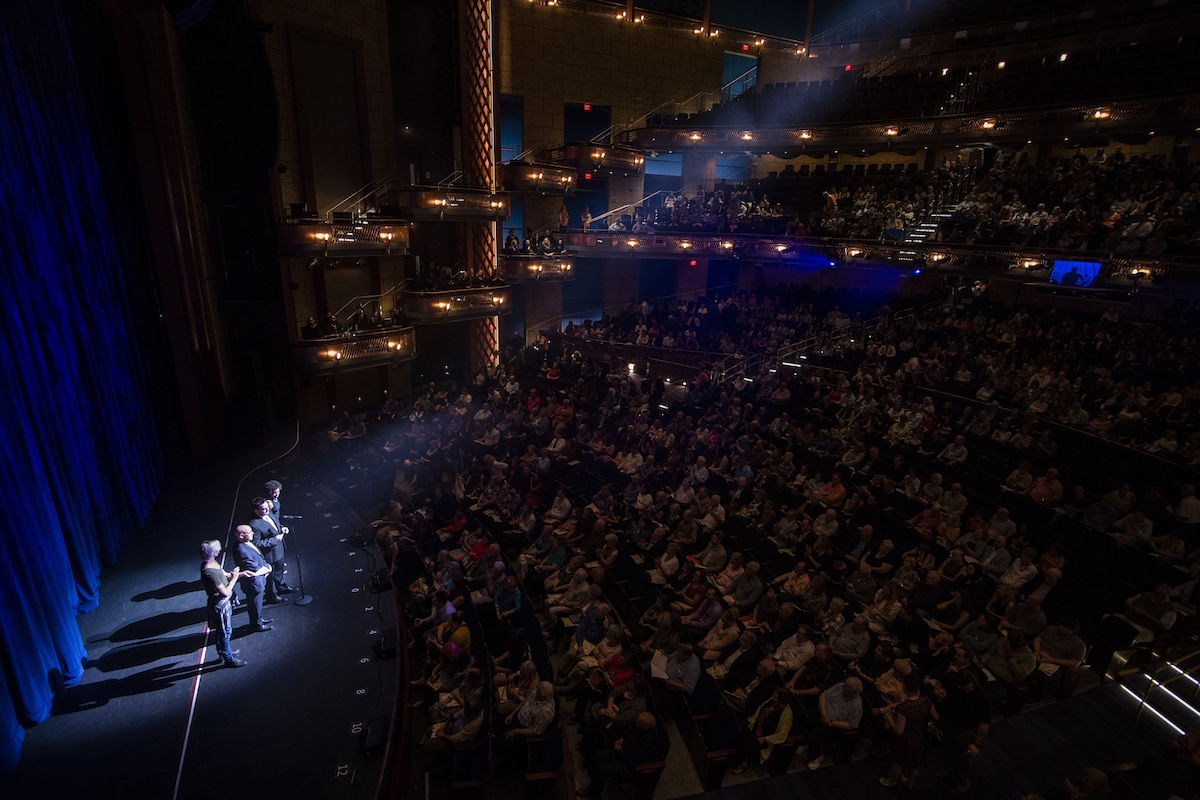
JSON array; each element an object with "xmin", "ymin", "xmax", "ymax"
[{"xmin": 0, "ymin": 436, "xmax": 399, "ymax": 800}]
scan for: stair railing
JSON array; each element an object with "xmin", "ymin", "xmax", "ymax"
[
  {"xmin": 331, "ymin": 281, "xmax": 409, "ymax": 323},
  {"xmin": 592, "ymin": 65, "xmax": 758, "ymax": 144},
  {"xmin": 1134, "ymin": 642, "xmax": 1200, "ymax": 727}
]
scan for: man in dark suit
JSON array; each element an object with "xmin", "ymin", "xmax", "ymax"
[
  {"xmin": 263, "ymin": 479, "xmax": 291, "ymax": 585},
  {"xmin": 720, "ymin": 631, "xmax": 762, "ymax": 688},
  {"xmin": 233, "ymin": 525, "xmax": 274, "ymax": 632},
  {"xmin": 409, "ymin": 506, "xmax": 440, "ymax": 558},
  {"xmin": 248, "ymin": 496, "xmax": 291, "ymax": 602},
  {"xmin": 264, "ymin": 479, "xmax": 285, "ymax": 525},
  {"xmin": 577, "ymin": 712, "xmax": 669, "ymax": 798},
  {"xmin": 725, "ymin": 656, "xmax": 783, "ymax": 714},
  {"xmin": 389, "ymin": 531, "xmax": 424, "ymax": 604}
]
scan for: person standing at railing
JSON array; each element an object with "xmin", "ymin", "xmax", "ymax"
[
  {"xmin": 581, "ymin": 207, "xmax": 592, "ymax": 231},
  {"xmin": 319, "ymin": 312, "xmax": 339, "ymax": 337},
  {"xmin": 300, "ymin": 316, "xmax": 319, "ymax": 339}
]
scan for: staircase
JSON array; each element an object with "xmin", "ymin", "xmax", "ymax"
[
  {"xmin": 1113, "ymin": 644, "xmax": 1200, "ymax": 737},
  {"xmin": 898, "ymin": 207, "xmax": 953, "ymax": 262}
]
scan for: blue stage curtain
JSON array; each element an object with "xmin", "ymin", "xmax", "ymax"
[{"xmin": 0, "ymin": 0, "xmax": 163, "ymax": 770}]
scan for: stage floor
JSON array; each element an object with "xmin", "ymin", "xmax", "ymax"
[{"xmin": 0, "ymin": 436, "xmax": 398, "ymax": 800}]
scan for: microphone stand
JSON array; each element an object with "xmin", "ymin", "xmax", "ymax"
[{"xmin": 282, "ymin": 515, "xmax": 313, "ymax": 606}]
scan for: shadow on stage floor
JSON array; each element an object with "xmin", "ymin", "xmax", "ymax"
[
  {"xmin": 98, "ymin": 606, "xmax": 210, "ymax": 644},
  {"xmin": 52, "ymin": 662, "xmax": 220, "ymax": 715},
  {"xmin": 130, "ymin": 579, "xmax": 202, "ymax": 603}
]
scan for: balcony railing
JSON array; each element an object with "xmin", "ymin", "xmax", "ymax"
[
  {"xmin": 618, "ymin": 97, "xmax": 1187, "ymax": 152},
  {"xmin": 390, "ymin": 187, "xmax": 510, "ymax": 221},
  {"xmin": 404, "ymin": 286, "xmax": 512, "ymax": 322},
  {"xmin": 277, "ymin": 221, "xmax": 408, "ymax": 257},
  {"xmin": 500, "ymin": 162, "xmax": 577, "ymax": 195},
  {"xmin": 548, "ymin": 143, "xmax": 645, "ymax": 174},
  {"xmin": 500, "ymin": 253, "xmax": 574, "ymax": 282},
  {"xmin": 563, "ymin": 231, "xmax": 1200, "ymax": 280},
  {"xmin": 565, "ymin": 231, "xmax": 796, "ymax": 259},
  {"xmin": 291, "ymin": 327, "xmax": 416, "ymax": 375}
]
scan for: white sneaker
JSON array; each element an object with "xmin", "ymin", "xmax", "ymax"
[{"xmin": 807, "ymin": 755, "xmax": 825, "ymax": 770}]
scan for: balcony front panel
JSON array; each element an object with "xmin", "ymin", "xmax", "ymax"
[
  {"xmin": 565, "ymin": 232, "xmax": 805, "ymax": 260},
  {"xmin": 567, "ymin": 232, "xmax": 1200, "ymax": 281},
  {"xmin": 620, "ymin": 97, "xmax": 1192, "ymax": 153},
  {"xmin": 500, "ymin": 162, "xmax": 577, "ymax": 195},
  {"xmin": 278, "ymin": 222, "xmax": 408, "ymax": 257},
  {"xmin": 500, "ymin": 253, "xmax": 574, "ymax": 282},
  {"xmin": 405, "ymin": 287, "xmax": 512, "ymax": 323},
  {"xmin": 548, "ymin": 143, "xmax": 645, "ymax": 175},
  {"xmin": 392, "ymin": 188, "xmax": 510, "ymax": 221},
  {"xmin": 291, "ymin": 327, "xmax": 416, "ymax": 375}
]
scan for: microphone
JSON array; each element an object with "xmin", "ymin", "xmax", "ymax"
[{"xmin": 282, "ymin": 515, "xmax": 304, "ymax": 520}]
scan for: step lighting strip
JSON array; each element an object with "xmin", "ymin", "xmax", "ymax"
[
  {"xmin": 1119, "ymin": 684, "xmax": 1185, "ymax": 735},
  {"xmin": 1146, "ymin": 676, "xmax": 1200, "ymax": 720},
  {"xmin": 1167, "ymin": 663, "xmax": 1200, "ymax": 687}
]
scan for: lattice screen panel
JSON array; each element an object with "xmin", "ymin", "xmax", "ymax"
[
  {"xmin": 459, "ymin": 0, "xmax": 496, "ymax": 278},
  {"xmin": 470, "ymin": 316, "xmax": 499, "ymax": 371}
]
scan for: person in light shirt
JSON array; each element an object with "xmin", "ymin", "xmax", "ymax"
[
  {"xmin": 998, "ymin": 547, "xmax": 1039, "ymax": 590},
  {"xmin": 805, "ymin": 678, "xmax": 864, "ymax": 769},
  {"xmin": 1171, "ymin": 483, "xmax": 1200, "ymax": 524},
  {"xmin": 1110, "ymin": 509, "xmax": 1153, "ymax": 545},
  {"xmin": 988, "ymin": 507, "xmax": 1017, "ymax": 539},
  {"xmin": 1027, "ymin": 469, "xmax": 1063, "ymax": 505}
]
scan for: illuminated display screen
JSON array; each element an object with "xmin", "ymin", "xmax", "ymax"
[{"xmin": 1050, "ymin": 260, "xmax": 1102, "ymax": 287}]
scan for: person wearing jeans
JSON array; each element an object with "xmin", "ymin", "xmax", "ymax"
[{"xmin": 200, "ymin": 539, "xmax": 245, "ymax": 667}]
